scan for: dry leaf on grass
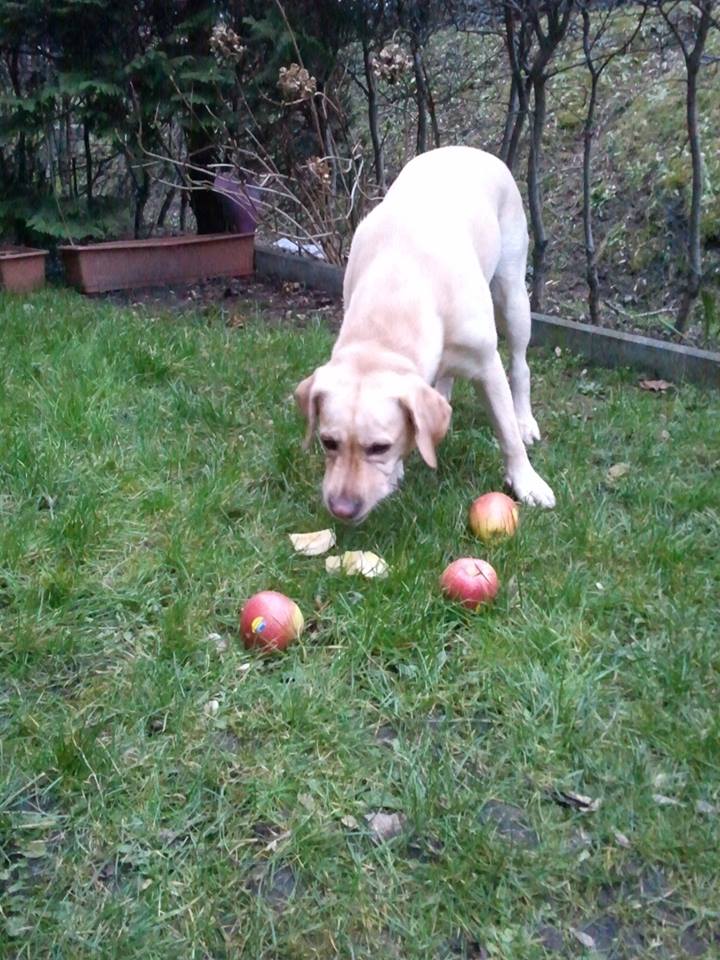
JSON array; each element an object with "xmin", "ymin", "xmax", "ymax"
[
  {"xmin": 613, "ymin": 829, "xmax": 632, "ymax": 848},
  {"xmin": 263, "ymin": 830, "xmax": 292, "ymax": 853},
  {"xmin": 365, "ymin": 811, "xmax": 405, "ymax": 842},
  {"xmin": 571, "ymin": 929, "xmax": 596, "ymax": 949},
  {"xmin": 551, "ymin": 790, "xmax": 601, "ymax": 813},
  {"xmin": 695, "ymin": 800, "xmax": 717, "ymax": 816},
  {"xmin": 607, "ymin": 462, "xmax": 630, "ymax": 481},
  {"xmin": 340, "ymin": 815, "xmax": 360, "ymax": 829},
  {"xmin": 653, "ymin": 793, "xmax": 683, "ymax": 807},
  {"xmin": 325, "ymin": 550, "xmax": 389, "ymax": 578},
  {"xmin": 639, "ymin": 379, "xmax": 672, "ymax": 392},
  {"xmin": 288, "ymin": 529, "xmax": 336, "ymax": 556}
]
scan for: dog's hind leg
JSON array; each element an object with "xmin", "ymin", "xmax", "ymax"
[{"xmin": 490, "ymin": 199, "xmax": 543, "ymax": 448}]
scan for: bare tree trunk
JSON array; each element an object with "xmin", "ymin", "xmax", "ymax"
[
  {"xmin": 506, "ymin": 80, "xmax": 529, "ymax": 171},
  {"xmin": 675, "ymin": 8, "xmax": 712, "ymax": 331},
  {"xmin": 500, "ymin": 74, "xmax": 519, "ymax": 162},
  {"xmin": 581, "ymin": 3, "xmax": 647, "ymax": 326},
  {"xmin": 528, "ymin": 76, "xmax": 548, "ymax": 311},
  {"xmin": 581, "ymin": 3, "xmax": 601, "ymax": 324},
  {"xmin": 422, "ymin": 59, "xmax": 441, "ymax": 148},
  {"xmin": 658, "ymin": 0, "xmax": 713, "ymax": 332},
  {"xmin": 502, "ymin": 9, "xmax": 530, "ymax": 171},
  {"xmin": 582, "ymin": 69, "xmax": 601, "ymax": 324},
  {"xmin": 676, "ymin": 65, "xmax": 703, "ymax": 329},
  {"xmin": 64, "ymin": 100, "xmax": 74, "ymax": 197},
  {"xmin": 411, "ymin": 41, "xmax": 428, "ymax": 154},
  {"xmin": 186, "ymin": 139, "xmax": 228, "ymax": 234},
  {"xmin": 134, "ymin": 168, "xmax": 150, "ymax": 239},
  {"xmin": 362, "ymin": 40, "xmax": 386, "ymax": 191},
  {"xmin": 180, "ymin": 189, "xmax": 188, "ymax": 232},
  {"xmin": 83, "ymin": 121, "xmax": 92, "ymax": 209},
  {"xmin": 156, "ymin": 187, "xmax": 177, "ymax": 229}
]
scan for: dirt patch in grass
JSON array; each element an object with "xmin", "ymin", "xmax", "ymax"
[{"xmin": 101, "ymin": 274, "xmax": 343, "ymax": 330}]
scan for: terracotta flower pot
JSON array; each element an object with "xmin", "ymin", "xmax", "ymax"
[
  {"xmin": 59, "ymin": 232, "xmax": 254, "ymax": 294},
  {"xmin": 0, "ymin": 246, "xmax": 49, "ymax": 293}
]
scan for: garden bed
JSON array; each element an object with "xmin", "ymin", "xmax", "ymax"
[
  {"xmin": 0, "ymin": 245, "xmax": 48, "ymax": 293},
  {"xmin": 59, "ymin": 232, "xmax": 254, "ymax": 294}
]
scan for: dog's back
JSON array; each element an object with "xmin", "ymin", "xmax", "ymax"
[{"xmin": 344, "ymin": 146, "xmax": 526, "ymax": 310}]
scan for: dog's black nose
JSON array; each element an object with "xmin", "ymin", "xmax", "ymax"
[{"xmin": 328, "ymin": 495, "xmax": 363, "ymax": 521}]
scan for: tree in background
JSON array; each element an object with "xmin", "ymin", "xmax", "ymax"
[
  {"xmin": 656, "ymin": 0, "xmax": 716, "ymax": 332},
  {"xmin": 0, "ymin": 0, "xmax": 717, "ymax": 340},
  {"xmin": 580, "ymin": 0, "xmax": 646, "ymax": 324}
]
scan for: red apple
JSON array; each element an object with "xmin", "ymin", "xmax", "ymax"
[
  {"xmin": 440, "ymin": 558, "xmax": 499, "ymax": 609},
  {"xmin": 240, "ymin": 590, "xmax": 304, "ymax": 652},
  {"xmin": 469, "ymin": 492, "xmax": 519, "ymax": 541}
]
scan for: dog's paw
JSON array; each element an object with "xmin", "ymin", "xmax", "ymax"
[
  {"xmin": 517, "ymin": 415, "xmax": 541, "ymax": 447},
  {"xmin": 506, "ymin": 467, "xmax": 555, "ymax": 508}
]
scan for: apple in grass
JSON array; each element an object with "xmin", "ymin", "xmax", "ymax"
[
  {"xmin": 240, "ymin": 591, "xmax": 304, "ymax": 652},
  {"xmin": 440, "ymin": 558, "xmax": 499, "ymax": 609},
  {"xmin": 469, "ymin": 492, "xmax": 519, "ymax": 541}
]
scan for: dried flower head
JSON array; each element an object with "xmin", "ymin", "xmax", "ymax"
[
  {"xmin": 278, "ymin": 63, "xmax": 317, "ymax": 101},
  {"xmin": 303, "ymin": 156, "xmax": 331, "ymax": 188},
  {"xmin": 371, "ymin": 43, "xmax": 412, "ymax": 84},
  {"xmin": 210, "ymin": 23, "xmax": 245, "ymax": 63}
]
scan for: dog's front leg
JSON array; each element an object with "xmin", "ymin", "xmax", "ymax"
[
  {"xmin": 434, "ymin": 375, "xmax": 454, "ymax": 402},
  {"xmin": 473, "ymin": 351, "xmax": 555, "ymax": 508}
]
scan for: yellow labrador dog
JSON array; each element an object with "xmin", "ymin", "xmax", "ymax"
[{"xmin": 296, "ymin": 145, "xmax": 555, "ymax": 523}]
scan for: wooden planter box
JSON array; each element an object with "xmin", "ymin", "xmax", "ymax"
[
  {"xmin": 0, "ymin": 246, "xmax": 48, "ymax": 293},
  {"xmin": 59, "ymin": 232, "xmax": 254, "ymax": 294}
]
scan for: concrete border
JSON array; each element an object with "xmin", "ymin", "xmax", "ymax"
[
  {"xmin": 255, "ymin": 244, "xmax": 343, "ymax": 296},
  {"xmin": 254, "ymin": 243, "xmax": 720, "ymax": 388}
]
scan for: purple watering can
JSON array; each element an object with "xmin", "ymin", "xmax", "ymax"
[{"xmin": 213, "ymin": 172, "xmax": 261, "ymax": 234}]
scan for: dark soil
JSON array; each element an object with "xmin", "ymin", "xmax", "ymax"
[{"xmin": 101, "ymin": 274, "xmax": 343, "ymax": 330}]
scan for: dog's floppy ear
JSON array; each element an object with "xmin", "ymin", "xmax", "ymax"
[
  {"xmin": 295, "ymin": 370, "xmax": 324, "ymax": 448},
  {"xmin": 400, "ymin": 378, "xmax": 452, "ymax": 469}
]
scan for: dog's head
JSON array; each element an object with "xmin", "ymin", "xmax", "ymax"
[{"xmin": 295, "ymin": 363, "xmax": 451, "ymax": 523}]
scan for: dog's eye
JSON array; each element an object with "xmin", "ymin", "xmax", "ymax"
[
  {"xmin": 366, "ymin": 442, "xmax": 391, "ymax": 457},
  {"xmin": 321, "ymin": 436, "xmax": 339, "ymax": 452}
]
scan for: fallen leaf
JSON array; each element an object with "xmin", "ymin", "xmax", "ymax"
[
  {"xmin": 653, "ymin": 793, "xmax": 683, "ymax": 807},
  {"xmin": 264, "ymin": 829, "xmax": 292, "ymax": 853},
  {"xmin": 365, "ymin": 811, "xmax": 405, "ymax": 842},
  {"xmin": 207, "ymin": 631, "xmax": 228, "ymax": 653},
  {"xmin": 5, "ymin": 916, "xmax": 28, "ymax": 938},
  {"xmin": 552, "ymin": 790, "xmax": 601, "ymax": 813},
  {"xmin": 607, "ymin": 462, "xmax": 630, "ymax": 481},
  {"xmin": 203, "ymin": 699, "xmax": 220, "ymax": 717},
  {"xmin": 695, "ymin": 799, "xmax": 718, "ymax": 816},
  {"xmin": 21, "ymin": 839, "xmax": 48, "ymax": 859},
  {"xmin": 325, "ymin": 550, "xmax": 389, "ymax": 578},
  {"xmin": 639, "ymin": 379, "xmax": 672, "ymax": 392},
  {"xmin": 340, "ymin": 815, "xmax": 359, "ymax": 829},
  {"xmin": 613, "ymin": 829, "xmax": 632, "ymax": 848},
  {"xmin": 288, "ymin": 529, "xmax": 336, "ymax": 557},
  {"xmin": 571, "ymin": 929, "xmax": 596, "ymax": 949}
]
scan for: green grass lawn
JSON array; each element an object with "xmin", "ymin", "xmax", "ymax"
[{"xmin": 1, "ymin": 288, "xmax": 719, "ymax": 959}]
